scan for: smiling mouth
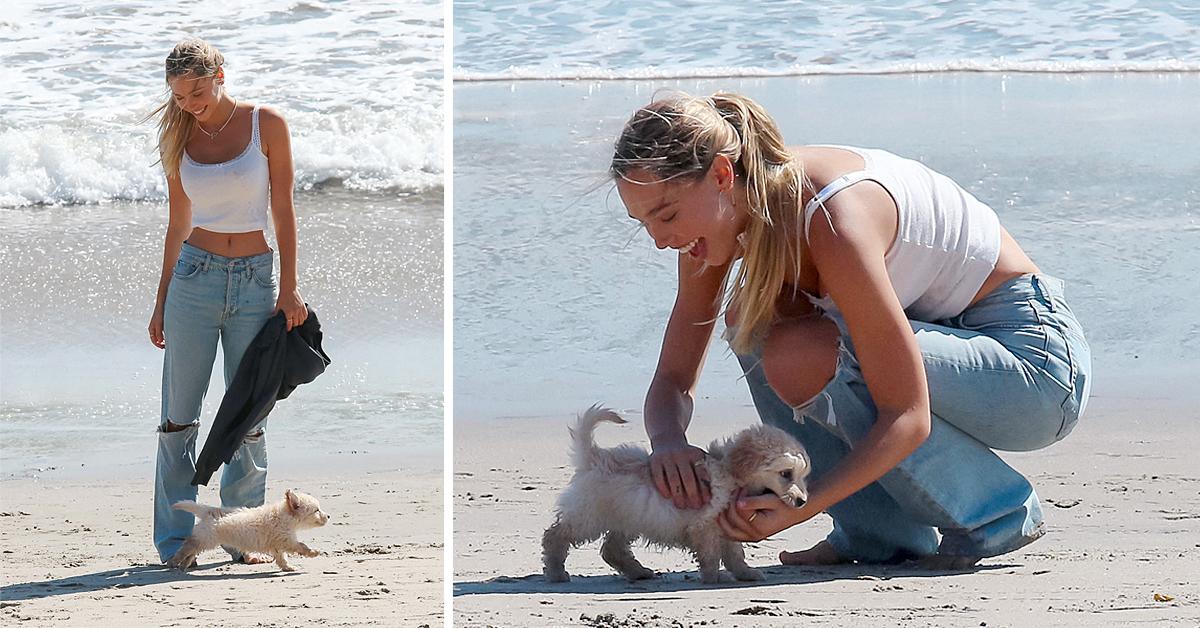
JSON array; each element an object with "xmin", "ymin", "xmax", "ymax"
[{"xmin": 677, "ymin": 238, "xmax": 698, "ymax": 255}]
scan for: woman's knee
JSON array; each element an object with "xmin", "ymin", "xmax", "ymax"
[{"xmin": 760, "ymin": 316, "xmax": 841, "ymax": 407}]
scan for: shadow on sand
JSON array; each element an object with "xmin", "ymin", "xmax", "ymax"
[
  {"xmin": 454, "ymin": 561, "xmax": 1018, "ymax": 596},
  {"xmin": 0, "ymin": 561, "xmax": 296, "ymax": 602}
]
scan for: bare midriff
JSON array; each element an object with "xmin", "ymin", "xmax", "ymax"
[
  {"xmin": 187, "ymin": 227, "xmax": 271, "ymax": 258},
  {"xmin": 968, "ymin": 227, "xmax": 1040, "ymax": 307}
]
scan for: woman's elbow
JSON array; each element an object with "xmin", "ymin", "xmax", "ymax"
[{"xmin": 905, "ymin": 408, "xmax": 932, "ymax": 451}]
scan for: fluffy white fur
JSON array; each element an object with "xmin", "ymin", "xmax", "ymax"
[
  {"xmin": 542, "ymin": 405, "xmax": 810, "ymax": 584},
  {"xmin": 167, "ymin": 489, "xmax": 330, "ymax": 571}
]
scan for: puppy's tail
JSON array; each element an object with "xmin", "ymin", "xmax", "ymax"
[
  {"xmin": 171, "ymin": 500, "xmax": 223, "ymax": 521},
  {"xmin": 568, "ymin": 404, "xmax": 627, "ymax": 471}
]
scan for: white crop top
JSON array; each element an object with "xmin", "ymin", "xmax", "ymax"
[
  {"xmin": 179, "ymin": 106, "xmax": 270, "ymax": 233},
  {"xmin": 803, "ymin": 146, "xmax": 1002, "ymax": 322}
]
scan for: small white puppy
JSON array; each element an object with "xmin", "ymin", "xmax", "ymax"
[
  {"xmin": 542, "ymin": 406, "xmax": 810, "ymax": 584},
  {"xmin": 167, "ymin": 489, "xmax": 330, "ymax": 571}
]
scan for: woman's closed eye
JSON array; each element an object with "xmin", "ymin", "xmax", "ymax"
[{"xmin": 661, "ymin": 212, "xmax": 678, "ymax": 224}]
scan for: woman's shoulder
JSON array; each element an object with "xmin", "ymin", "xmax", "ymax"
[
  {"xmin": 245, "ymin": 104, "xmax": 290, "ymax": 145},
  {"xmin": 788, "ymin": 145, "xmax": 872, "ymax": 196},
  {"xmin": 243, "ymin": 103, "xmax": 287, "ymax": 125}
]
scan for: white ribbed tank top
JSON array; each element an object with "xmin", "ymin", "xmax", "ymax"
[
  {"xmin": 179, "ymin": 106, "xmax": 270, "ymax": 233},
  {"xmin": 803, "ymin": 146, "xmax": 1002, "ymax": 322}
]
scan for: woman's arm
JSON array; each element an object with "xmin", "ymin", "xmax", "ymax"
[
  {"xmin": 646, "ymin": 253, "xmax": 730, "ymax": 509},
  {"xmin": 720, "ymin": 187, "xmax": 931, "ymax": 539},
  {"xmin": 148, "ymin": 174, "xmax": 192, "ymax": 348},
  {"xmin": 259, "ymin": 106, "xmax": 306, "ymax": 330}
]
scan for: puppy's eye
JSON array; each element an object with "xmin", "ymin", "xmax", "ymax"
[{"xmin": 780, "ymin": 469, "xmax": 793, "ymax": 481}]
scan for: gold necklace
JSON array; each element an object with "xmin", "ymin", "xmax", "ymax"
[{"xmin": 196, "ymin": 97, "xmax": 237, "ymax": 140}]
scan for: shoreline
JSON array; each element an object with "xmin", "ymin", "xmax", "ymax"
[
  {"xmin": 454, "ymin": 67, "xmax": 1200, "ymax": 83},
  {"xmin": 0, "ymin": 184, "xmax": 443, "ymax": 211}
]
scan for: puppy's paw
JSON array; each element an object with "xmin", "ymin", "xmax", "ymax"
[
  {"xmin": 699, "ymin": 570, "xmax": 728, "ymax": 585},
  {"xmin": 543, "ymin": 568, "xmax": 570, "ymax": 583},
  {"xmin": 620, "ymin": 566, "xmax": 657, "ymax": 582},
  {"xmin": 165, "ymin": 552, "xmax": 196, "ymax": 571},
  {"xmin": 298, "ymin": 545, "xmax": 320, "ymax": 558},
  {"xmin": 731, "ymin": 567, "xmax": 765, "ymax": 582}
]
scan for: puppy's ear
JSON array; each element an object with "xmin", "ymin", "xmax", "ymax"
[
  {"xmin": 726, "ymin": 437, "xmax": 764, "ymax": 483},
  {"xmin": 286, "ymin": 489, "xmax": 300, "ymax": 511}
]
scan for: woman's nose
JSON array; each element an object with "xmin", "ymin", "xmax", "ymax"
[{"xmin": 646, "ymin": 224, "xmax": 670, "ymax": 250}]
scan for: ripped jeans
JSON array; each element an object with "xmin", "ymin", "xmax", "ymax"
[
  {"xmin": 735, "ymin": 274, "xmax": 1091, "ymax": 561},
  {"xmin": 154, "ymin": 242, "xmax": 277, "ymax": 563}
]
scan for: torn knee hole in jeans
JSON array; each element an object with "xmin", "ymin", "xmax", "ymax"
[
  {"xmin": 790, "ymin": 334, "xmax": 858, "ymax": 427},
  {"xmin": 159, "ymin": 419, "xmax": 198, "ymax": 434},
  {"xmin": 243, "ymin": 429, "xmax": 264, "ymax": 443}
]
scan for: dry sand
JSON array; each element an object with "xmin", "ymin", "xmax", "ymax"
[
  {"xmin": 453, "ymin": 392, "xmax": 1199, "ymax": 627},
  {"xmin": 0, "ymin": 453, "xmax": 443, "ymax": 627}
]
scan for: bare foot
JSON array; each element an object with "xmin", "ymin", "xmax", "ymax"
[
  {"xmin": 779, "ymin": 540, "xmax": 847, "ymax": 566},
  {"xmin": 238, "ymin": 553, "xmax": 273, "ymax": 565}
]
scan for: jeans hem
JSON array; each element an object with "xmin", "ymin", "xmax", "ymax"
[{"xmin": 937, "ymin": 519, "xmax": 1047, "ymax": 559}]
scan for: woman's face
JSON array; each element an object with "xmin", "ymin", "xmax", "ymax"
[
  {"xmin": 167, "ymin": 72, "xmax": 223, "ymax": 123},
  {"xmin": 616, "ymin": 157, "xmax": 747, "ymax": 267}
]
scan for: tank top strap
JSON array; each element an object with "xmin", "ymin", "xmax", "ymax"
[
  {"xmin": 251, "ymin": 106, "xmax": 261, "ymax": 149},
  {"xmin": 803, "ymin": 171, "xmax": 878, "ymax": 241}
]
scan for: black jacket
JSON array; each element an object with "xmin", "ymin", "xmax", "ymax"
[{"xmin": 192, "ymin": 306, "xmax": 331, "ymax": 485}]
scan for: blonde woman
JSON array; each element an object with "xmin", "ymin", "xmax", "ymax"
[
  {"xmin": 611, "ymin": 92, "xmax": 1090, "ymax": 567},
  {"xmin": 147, "ymin": 38, "xmax": 307, "ymax": 565}
]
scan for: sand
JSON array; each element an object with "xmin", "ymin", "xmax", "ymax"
[
  {"xmin": 0, "ymin": 454, "xmax": 443, "ymax": 627},
  {"xmin": 453, "ymin": 391, "xmax": 1199, "ymax": 627}
]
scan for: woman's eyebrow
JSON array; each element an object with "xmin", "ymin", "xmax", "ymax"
[{"xmin": 628, "ymin": 199, "xmax": 669, "ymax": 222}]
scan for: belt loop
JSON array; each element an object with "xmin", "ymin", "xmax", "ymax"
[{"xmin": 1033, "ymin": 275, "xmax": 1056, "ymax": 312}]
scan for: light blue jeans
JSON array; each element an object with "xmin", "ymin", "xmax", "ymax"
[
  {"xmin": 154, "ymin": 242, "xmax": 277, "ymax": 563},
  {"xmin": 735, "ymin": 274, "xmax": 1091, "ymax": 562}
]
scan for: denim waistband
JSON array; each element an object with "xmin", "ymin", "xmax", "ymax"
[
  {"xmin": 967, "ymin": 273, "xmax": 1065, "ymax": 312},
  {"xmin": 178, "ymin": 242, "xmax": 273, "ymax": 270}
]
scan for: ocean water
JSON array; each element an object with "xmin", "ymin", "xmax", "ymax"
[
  {"xmin": 453, "ymin": 1, "xmax": 1200, "ymax": 422},
  {"xmin": 0, "ymin": 1, "xmax": 444, "ymax": 477},
  {"xmin": 0, "ymin": 187, "xmax": 444, "ymax": 478},
  {"xmin": 1, "ymin": 0, "xmax": 443, "ymax": 207},
  {"xmin": 455, "ymin": 0, "xmax": 1200, "ymax": 80},
  {"xmin": 454, "ymin": 74, "xmax": 1200, "ymax": 421}
]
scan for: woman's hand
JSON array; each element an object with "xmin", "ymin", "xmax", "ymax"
[
  {"xmin": 275, "ymin": 286, "xmax": 307, "ymax": 331},
  {"xmin": 716, "ymin": 488, "xmax": 820, "ymax": 542},
  {"xmin": 148, "ymin": 306, "xmax": 166, "ymax": 349},
  {"xmin": 649, "ymin": 440, "xmax": 711, "ymax": 510}
]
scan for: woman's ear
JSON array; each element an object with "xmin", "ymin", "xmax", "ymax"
[{"xmin": 710, "ymin": 154, "xmax": 735, "ymax": 192}]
